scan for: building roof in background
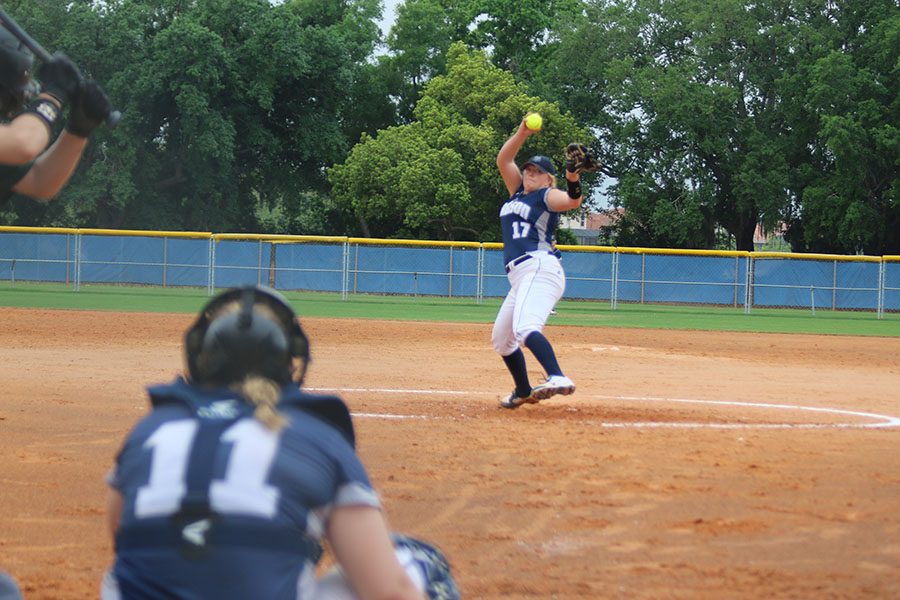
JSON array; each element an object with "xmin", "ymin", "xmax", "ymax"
[{"xmin": 560, "ymin": 207, "xmax": 623, "ymax": 231}]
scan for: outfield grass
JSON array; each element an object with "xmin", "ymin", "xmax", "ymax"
[{"xmin": 1, "ymin": 281, "xmax": 898, "ymax": 337}]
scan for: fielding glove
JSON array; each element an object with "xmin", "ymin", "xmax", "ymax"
[{"xmin": 565, "ymin": 143, "xmax": 602, "ymax": 175}]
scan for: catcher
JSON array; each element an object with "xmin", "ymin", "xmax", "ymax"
[
  {"xmin": 0, "ymin": 24, "xmax": 110, "ymax": 205},
  {"xmin": 493, "ymin": 114, "xmax": 600, "ymax": 408},
  {"xmin": 101, "ymin": 286, "xmax": 460, "ymax": 599}
]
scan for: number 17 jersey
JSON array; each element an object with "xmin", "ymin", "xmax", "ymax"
[{"xmin": 500, "ymin": 186, "xmax": 559, "ymax": 266}]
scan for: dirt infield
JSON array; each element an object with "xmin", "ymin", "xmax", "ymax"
[{"xmin": 1, "ymin": 307, "xmax": 898, "ymax": 599}]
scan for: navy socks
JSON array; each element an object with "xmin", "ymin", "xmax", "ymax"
[
  {"xmin": 501, "ymin": 348, "xmax": 532, "ymax": 398},
  {"xmin": 524, "ymin": 331, "xmax": 562, "ymax": 377}
]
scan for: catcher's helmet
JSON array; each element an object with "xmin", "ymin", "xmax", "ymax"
[
  {"xmin": 0, "ymin": 25, "xmax": 36, "ymax": 119},
  {"xmin": 185, "ymin": 286, "xmax": 310, "ymax": 386}
]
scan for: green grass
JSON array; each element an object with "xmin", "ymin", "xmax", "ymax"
[{"xmin": 1, "ymin": 281, "xmax": 898, "ymax": 337}]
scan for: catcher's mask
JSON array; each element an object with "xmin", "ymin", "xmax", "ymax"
[
  {"xmin": 0, "ymin": 25, "xmax": 37, "ymax": 119},
  {"xmin": 185, "ymin": 286, "xmax": 310, "ymax": 387}
]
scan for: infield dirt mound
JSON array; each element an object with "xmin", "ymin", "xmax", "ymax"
[{"xmin": 1, "ymin": 307, "xmax": 898, "ymax": 599}]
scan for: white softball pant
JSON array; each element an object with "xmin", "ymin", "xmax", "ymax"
[{"xmin": 491, "ymin": 252, "xmax": 566, "ymax": 356}]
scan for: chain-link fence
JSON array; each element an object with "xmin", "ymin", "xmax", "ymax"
[{"xmin": 1, "ymin": 227, "xmax": 898, "ymax": 318}]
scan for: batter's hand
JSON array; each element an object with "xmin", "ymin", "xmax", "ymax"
[
  {"xmin": 66, "ymin": 79, "xmax": 112, "ymax": 138},
  {"xmin": 37, "ymin": 53, "xmax": 82, "ymax": 107}
]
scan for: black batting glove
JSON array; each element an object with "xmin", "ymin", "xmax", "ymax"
[
  {"xmin": 66, "ymin": 79, "xmax": 111, "ymax": 138},
  {"xmin": 37, "ymin": 53, "xmax": 82, "ymax": 107}
]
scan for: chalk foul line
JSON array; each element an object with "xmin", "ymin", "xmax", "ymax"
[{"xmin": 305, "ymin": 387, "xmax": 900, "ymax": 430}]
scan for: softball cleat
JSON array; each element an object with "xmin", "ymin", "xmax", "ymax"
[
  {"xmin": 499, "ymin": 390, "xmax": 537, "ymax": 409},
  {"xmin": 530, "ymin": 375, "xmax": 575, "ymax": 401}
]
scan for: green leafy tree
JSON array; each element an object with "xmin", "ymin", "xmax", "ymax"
[
  {"xmin": 382, "ymin": 0, "xmax": 469, "ymax": 120},
  {"xmin": 466, "ymin": 0, "xmax": 580, "ymax": 80},
  {"xmin": 545, "ymin": 0, "xmax": 803, "ymax": 251},
  {"xmin": 3, "ymin": 0, "xmax": 384, "ymax": 234},
  {"xmin": 382, "ymin": 0, "xmax": 581, "ymax": 122},
  {"xmin": 545, "ymin": 0, "xmax": 897, "ymax": 254},
  {"xmin": 329, "ymin": 43, "xmax": 590, "ymax": 240},
  {"xmin": 783, "ymin": 0, "xmax": 899, "ymax": 254},
  {"xmin": 255, "ymin": 189, "xmax": 352, "ymax": 235}
]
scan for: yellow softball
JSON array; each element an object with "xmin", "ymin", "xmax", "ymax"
[{"xmin": 525, "ymin": 112, "xmax": 543, "ymax": 131}]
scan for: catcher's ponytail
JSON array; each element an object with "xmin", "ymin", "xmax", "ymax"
[{"xmin": 235, "ymin": 375, "xmax": 287, "ymax": 432}]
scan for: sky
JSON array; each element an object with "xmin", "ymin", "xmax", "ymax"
[{"xmin": 378, "ymin": 0, "xmax": 401, "ymax": 35}]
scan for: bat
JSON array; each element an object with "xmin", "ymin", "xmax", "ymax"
[{"xmin": 0, "ymin": 5, "xmax": 121, "ymax": 128}]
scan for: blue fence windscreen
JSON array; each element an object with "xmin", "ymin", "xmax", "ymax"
[
  {"xmin": 349, "ymin": 245, "xmax": 474, "ymax": 295},
  {"xmin": 1, "ymin": 231, "xmax": 896, "ymax": 314},
  {"xmin": 166, "ymin": 239, "xmax": 210, "ymax": 287},
  {"xmin": 274, "ymin": 243, "xmax": 344, "ymax": 292},
  {"xmin": 214, "ymin": 240, "xmax": 270, "ymax": 288},
  {"xmin": 0, "ymin": 233, "xmax": 72, "ymax": 282},
  {"xmin": 80, "ymin": 236, "xmax": 165, "ymax": 284},
  {"xmin": 617, "ymin": 254, "xmax": 746, "ymax": 306},
  {"xmin": 563, "ymin": 252, "xmax": 614, "ymax": 301},
  {"xmin": 752, "ymin": 258, "xmax": 880, "ymax": 309},
  {"xmin": 884, "ymin": 262, "xmax": 900, "ymax": 311},
  {"xmin": 77, "ymin": 236, "xmax": 210, "ymax": 286}
]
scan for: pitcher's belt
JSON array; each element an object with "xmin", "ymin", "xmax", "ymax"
[{"xmin": 505, "ymin": 254, "xmax": 533, "ymax": 273}]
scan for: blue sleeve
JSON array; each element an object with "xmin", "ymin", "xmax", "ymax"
[
  {"xmin": 277, "ymin": 408, "xmax": 383, "ymax": 513},
  {"xmin": 328, "ymin": 433, "xmax": 381, "ymax": 510}
]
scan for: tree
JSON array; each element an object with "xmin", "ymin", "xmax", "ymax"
[
  {"xmin": 381, "ymin": 0, "xmax": 469, "ymax": 121},
  {"xmin": 329, "ymin": 43, "xmax": 590, "ymax": 240},
  {"xmin": 382, "ymin": 0, "xmax": 582, "ymax": 122},
  {"xmin": 544, "ymin": 0, "xmax": 807, "ymax": 251},
  {"xmin": 783, "ymin": 0, "xmax": 899, "ymax": 254},
  {"xmin": 467, "ymin": 0, "xmax": 581, "ymax": 81},
  {"xmin": 544, "ymin": 0, "xmax": 897, "ymax": 254},
  {"xmin": 3, "ymin": 0, "xmax": 385, "ymax": 234}
]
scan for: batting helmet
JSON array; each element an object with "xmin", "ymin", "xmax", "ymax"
[
  {"xmin": 0, "ymin": 25, "xmax": 36, "ymax": 119},
  {"xmin": 184, "ymin": 286, "xmax": 310, "ymax": 387}
]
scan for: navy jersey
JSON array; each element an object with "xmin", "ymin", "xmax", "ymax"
[
  {"xmin": 108, "ymin": 377, "xmax": 379, "ymax": 600},
  {"xmin": 499, "ymin": 185, "xmax": 559, "ymax": 266}
]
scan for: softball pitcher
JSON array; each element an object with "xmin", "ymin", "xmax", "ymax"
[{"xmin": 493, "ymin": 115, "xmax": 599, "ymax": 408}]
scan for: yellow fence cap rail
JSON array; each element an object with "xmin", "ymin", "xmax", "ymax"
[
  {"xmin": 558, "ymin": 245, "xmax": 614, "ymax": 253},
  {"xmin": 347, "ymin": 237, "xmax": 482, "ymax": 249},
  {"xmin": 752, "ymin": 251, "xmax": 881, "ymax": 262},
  {"xmin": 0, "ymin": 225, "xmax": 79, "ymax": 234},
  {"xmin": 617, "ymin": 246, "xmax": 749, "ymax": 258},
  {"xmin": 78, "ymin": 228, "xmax": 212, "ymax": 238},
  {"xmin": 214, "ymin": 233, "xmax": 349, "ymax": 243},
  {"xmin": 0, "ymin": 226, "xmax": 214, "ymax": 238}
]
